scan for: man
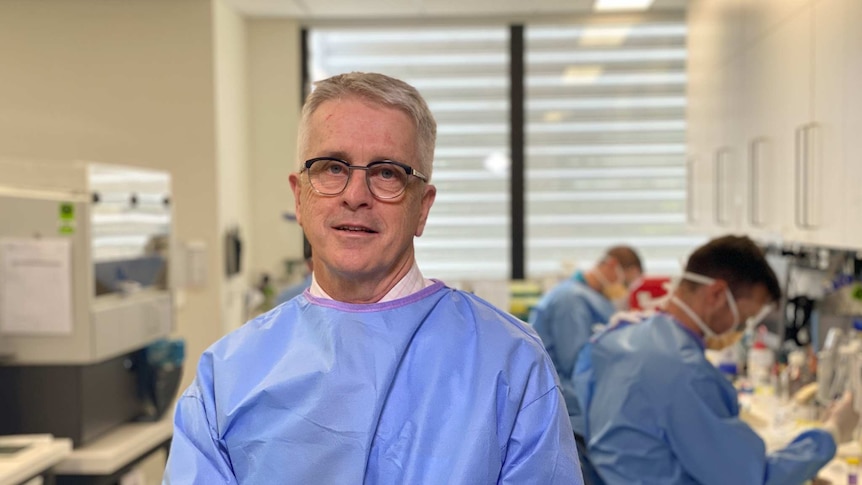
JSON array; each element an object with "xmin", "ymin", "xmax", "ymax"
[
  {"xmin": 528, "ymin": 248, "xmax": 642, "ymax": 405},
  {"xmin": 571, "ymin": 235, "xmax": 858, "ymax": 485},
  {"xmin": 164, "ymin": 72, "xmax": 581, "ymax": 484}
]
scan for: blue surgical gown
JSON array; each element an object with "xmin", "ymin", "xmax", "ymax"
[
  {"xmin": 164, "ymin": 281, "xmax": 582, "ymax": 484},
  {"xmin": 570, "ymin": 312, "xmax": 836, "ymax": 485},
  {"xmin": 528, "ymin": 273, "xmax": 614, "ymax": 427}
]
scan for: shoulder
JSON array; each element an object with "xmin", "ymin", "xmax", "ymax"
[
  {"xmin": 442, "ymin": 288, "xmax": 546, "ymax": 347},
  {"xmin": 594, "ymin": 315, "xmax": 700, "ymax": 377}
]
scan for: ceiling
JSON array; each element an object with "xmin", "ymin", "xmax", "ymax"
[{"xmin": 225, "ymin": 0, "xmax": 688, "ymax": 19}]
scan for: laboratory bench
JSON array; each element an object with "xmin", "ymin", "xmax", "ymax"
[
  {"xmin": 52, "ymin": 414, "xmax": 173, "ymax": 485},
  {"xmin": 0, "ymin": 434, "xmax": 73, "ymax": 485},
  {"xmin": 742, "ymin": 391, "xmax": 859, "ymax": 484}
]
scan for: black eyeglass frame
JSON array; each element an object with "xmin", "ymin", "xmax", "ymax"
[{"xmin": 301, "ymin": 156, "xmax": 428, "ymax": 199}]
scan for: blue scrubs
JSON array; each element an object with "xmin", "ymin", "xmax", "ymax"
[
  {"xmin": 571, "ymin": 312, "xmax": 836, "ymax": 485},
  {"xmin": 164, "ymin": 281, "xmax": 582, "ymax": 484},
  {"xmin": 528, "ymin": 273, "xmax": 614, "ymax": 425}
]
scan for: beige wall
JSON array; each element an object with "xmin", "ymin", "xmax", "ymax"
[
  {"xmin": 247, "ymin": 19, "xmax": 305, "ymax": 283},
  {"xmin": 214, "ymin": 0, "xmax": 252, "ymax": 333},
  {"xmin": 0, "ymin": 0, "xmax": 223, "ymax": 390},
  {"xmin": 0, "ymin": 0, "xmax": 306, "ymax": 394}
]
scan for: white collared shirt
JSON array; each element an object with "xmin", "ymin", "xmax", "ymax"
[{"xmin": 309, "ymin": 261, "xmax": 433, "ymax": 302}]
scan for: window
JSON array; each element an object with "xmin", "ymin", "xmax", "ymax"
[
  {"xmin": 526, "ymin": 20, "xmax": 701, "ymax": 277},
  {"xmin": 308, "ymin": 26, "xmax": 510, "ymax": 281},
  {"xmin": 306, "ymin": 18, "xmax": 701, "ymax": 283}
]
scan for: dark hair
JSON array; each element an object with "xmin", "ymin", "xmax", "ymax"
[
  {"xmin": 605, "ymin": 245, "xmax": 643, "ymax": 273},
  {"xmin": 684, "ymin": 235, "xmax": 781, "ymax": 301}
]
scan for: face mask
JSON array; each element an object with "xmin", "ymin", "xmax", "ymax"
[
  {"xmin": 671, "ymin": 272, "xmax": 741, "ymax": 351},
  {"xmin": 594, "ymin": 264, "xmax": 628, "ymax": 304}
]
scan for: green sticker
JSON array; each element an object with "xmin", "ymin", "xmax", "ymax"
[
  {"xmin": 59, "ymin": 224, "xmax": 75, "ymax": 235},
  {"xmin": 60, "ymin": 202, "xmax": 75, "ymax": 221}
]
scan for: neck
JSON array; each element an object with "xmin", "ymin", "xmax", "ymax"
[
  {"xmin": 317, "ymin": 258, "xmax": 415, "ymax": 304},
  {"xmin": 663, "ymin": 293, "xmax": 705, "ymax": 337}
]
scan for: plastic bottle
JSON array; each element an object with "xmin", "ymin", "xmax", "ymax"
[
  {"xmin": 846, "ymin": 456, "xmax": 859, "ymax": 485},
  {"xmin": 786, "ymin": 350, "xmax": 813, "ymax": 398},
  {"xmin": 747, "ymin": 331, "xmax": 775, "ymax": 389}
]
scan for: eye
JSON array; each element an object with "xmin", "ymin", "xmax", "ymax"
[
  {"xmin": 370, "ymin": 163, "xmax": 407, "ymax": 181},
  {"xmin": 377, "ymin": 167, "xmax": 396, "ymax": 180},
  {"xmin": 323, "ymin": 160, "xmax": 346, "ymax": 175}
]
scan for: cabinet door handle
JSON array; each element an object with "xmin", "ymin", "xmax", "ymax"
[
  {"xmin": 794, "ymin": 125, "xmax": 806, "ymax": 229},
  {"xmin": 686, "ymin": 157, "xmax": 695, "ymax": 224},
  {"xmin": 795, "ymin": 123, "xmax": 819, "ymax": 229},
  {"xmin": 714, "ymin": 149, "xmax": 729, "ymax": 226},
  {"xmin": 748, "ymin": 138, "xmax": 766, "ymax": 227},
  {"xmin": 803, "ymin": 123, "xmax": 819, "ymax": 228}
]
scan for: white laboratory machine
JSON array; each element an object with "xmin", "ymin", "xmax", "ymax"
[{"xmin": 0, "ymin": 159, "xmax": 175, "ymax": 446}]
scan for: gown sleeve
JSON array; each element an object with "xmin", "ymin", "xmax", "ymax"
[
  {"xmin": 663, "ymin": 370, "xmax": 836, "ymax": 485},
  {"xmin": 498, "ymin": 386, "xmax": 584, "ymax": 485},
  {"xmin": 163, "ymin": 356, "xmax": 238, "ymax": 485}
]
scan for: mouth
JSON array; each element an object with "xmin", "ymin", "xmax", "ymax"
[{"xmin": 334, "ymin": 224, "xmax": 378, "ymax": 234}]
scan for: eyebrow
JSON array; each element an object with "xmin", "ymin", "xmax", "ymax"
[{"xmin": 314, "ymin": 152, "xmax": 407, "ymax": 166}]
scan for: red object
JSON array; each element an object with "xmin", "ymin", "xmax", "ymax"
[{"xmin": 628, "ymin": 275, "xmax": 672, "ymax": 310}]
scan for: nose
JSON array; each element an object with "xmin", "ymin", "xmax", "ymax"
[{"xmin": 340, "ymin": 167, "xmax": 373, "ymax": 208}]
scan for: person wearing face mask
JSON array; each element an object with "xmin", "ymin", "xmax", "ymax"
[
  {"xmin": 569, "ymin": 235, "xmax": 859, "ymax": 485},
  {"xmin": 529, "ymin": 246, "xmax": 643, "ymax": 391},
  {"xmin": 528, "ymin": 246, "xmax": 642, "ymax": 474}
]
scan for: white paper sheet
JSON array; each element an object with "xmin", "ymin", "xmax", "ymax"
[{"xmin": 0, "ymin": 238, "xmax": 73, "ymax": 335}]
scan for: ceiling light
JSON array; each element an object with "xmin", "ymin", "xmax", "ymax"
[
  {"xmin": 579, "ymin": 26, "xmax": 632, "ymax": 46},
  {"xmin": 594, "ymin": 0, "xmax": 655, "ymax": 11}
]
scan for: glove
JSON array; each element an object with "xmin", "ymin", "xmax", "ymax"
[{"xmin": 821, "ymin": 391, "xmax": 860, "ymax": 444}]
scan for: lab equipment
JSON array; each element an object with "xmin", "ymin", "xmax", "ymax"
[
  {"xmin": 0, "ymin": 159, "xmax": 176, "ymax": 445},
  {"xmin": 786, "ymin": 350, "xmax": 814, "ymax": 397},
  {"xmin": 818, "ymin": 327, "xmax": 845, "ymax": 403},
  {"xmin": 847, "ymin": 456, "xmax": 859, "ymax": 485},
  {"xmin": 748, "ymin": 328, "xmax": 776, "ymax": 388}
]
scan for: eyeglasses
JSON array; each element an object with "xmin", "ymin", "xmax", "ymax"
[{"xmin": 301, "ymin": 157, "xmax": 428, "ymax": 200}]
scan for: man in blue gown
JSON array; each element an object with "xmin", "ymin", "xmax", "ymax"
[
  {"xmin": 529, "ymin": 246, "xmax": 641, "ymax": 481},
  {"xmin": 163, "ymin": 72, "xmax": 582, "ymax": 484},
  {"xmin": 571, "ymin": 235, "xmax": 859, "ymax": 485}
]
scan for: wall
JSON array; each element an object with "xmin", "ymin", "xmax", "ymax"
[
  {"xmin": 0, "ymin": 0, "xmax": 224, "ymax": 391},
  {"xmin": 247, "ymin": 19, "xmax": 305, "ymax": 283},
  {"xmin": 214, "ymin": 0, "xmax": 252, "ymax": 333}
]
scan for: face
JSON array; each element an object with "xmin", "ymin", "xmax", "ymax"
[
  {"xmin": 707, "ymin": 283, "xmax": 772, "ymax": 334},
  {"xmin": 289, "ymin": 97, "xmax": 436, "ymax": 295}
]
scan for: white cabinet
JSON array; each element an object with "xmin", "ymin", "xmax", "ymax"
[
  {"xmin": 738, "ymin": 5, "xmax": 810, "ymax": 241},
  {"xmin": 843, "ymin": 0, "xmax": 862, "ymax": 248},
  {"xmin": 790, "ymin": 0, "xmax": 848, "ymax": 248},
  {"xmin": 687, "ymin": 0, "xmax": 860, "ymax": 249},
  {"xmin": 686, "ymin": 0, "xmax": 746, "ymax": 235}
]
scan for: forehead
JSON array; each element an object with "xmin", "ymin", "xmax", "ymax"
[{"xmin": 305, "ymin": 97, "xmax": 417, "ymax": 161}]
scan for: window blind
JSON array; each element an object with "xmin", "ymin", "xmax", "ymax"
[
  {"xmin": 525, "ymin": 20, "xmax": 703, "ymax": 277},
  {"xmin": 308, "ymin": 26, "xmax": 511, "ymax": 281}
]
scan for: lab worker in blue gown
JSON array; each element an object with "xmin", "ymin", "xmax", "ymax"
[
  {"xmin": 163, "ymin": 72, "xmax": 582, "ymax": 485},
  {"xmin": 529, "ymin": 247, "xmax": 642, "ymax": 481},
  {"xmin": 570, "ymin": 235, "xmax": 859, "ymax": 485}
]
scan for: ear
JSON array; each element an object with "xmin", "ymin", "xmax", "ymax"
[
  {"xmin": 705, "ymin": 280, "xmax": 728, "ymax": 310},
  {"xmin": 289, "ymin": 172, "xmax": 303, "ymax": 226},
  {"xmin": 414, "ymin": 184, "xmax": 437, "ymax": 237}
]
